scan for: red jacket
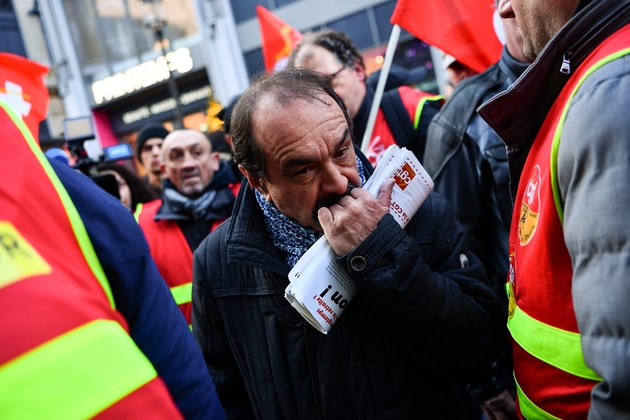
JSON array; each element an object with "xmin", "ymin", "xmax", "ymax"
[
  {"xmin": 0, "ymin": 102, "xmax": 183, "ymax": 419},
  {"xmin": 137, "ymin": 182, "xmax": 240, "ymax": 324}
]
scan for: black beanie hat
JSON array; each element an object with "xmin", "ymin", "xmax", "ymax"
[{"xmin": 135, "ymin": 124, "xmax": 170, "ymax": 157}]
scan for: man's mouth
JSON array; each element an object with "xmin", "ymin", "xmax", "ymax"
[
  {"xmin": 182, "ymin": 169, "xmax": 200, "ymax": 179},
  {"xmin": 311, "ymin": 183, "xmax": 358, "ymax": 222}
]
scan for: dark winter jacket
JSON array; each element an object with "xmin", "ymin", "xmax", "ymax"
[
  {"xmin": 424, "ymin": 47, "xmax": 530, "ymax": 405},
  {"xmin": 425, "ymin": 47, "xmax": 529, "ymax": 290}
]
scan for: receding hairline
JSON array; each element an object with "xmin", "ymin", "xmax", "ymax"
[
  {"xmin": 249, "ymin": 88, "xmax": 341, "ymax": 138},
  {"xmin": 161, "ymin": 129, "xmax": 212, "ymax": 157},
  {"xmin": 292, "ymin": 43, "xmax": 336, "ymax": 67}
]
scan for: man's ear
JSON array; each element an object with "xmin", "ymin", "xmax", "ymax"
[
  {"xmin": 353, "ymin": 59, "xmax": 366, "ymax": 82},
  {"xmin": 210, "ymin": 151, "xmax": 220, "ymax": 171},
  {"xmin": 239, "ymin": 165, "xmax": 271, "ymax": 201}
]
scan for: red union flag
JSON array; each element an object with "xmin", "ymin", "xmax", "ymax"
[
  {"xmin": 256, "ymin": 5, "xmax": 302, "ymax": 73},
  {"xmin": 0, "ymin": 53, "xmax": 49, "ymax": 143},
  {"xmin": 391, "ymin": 0, "xmax": 502, "ymax": 73}
]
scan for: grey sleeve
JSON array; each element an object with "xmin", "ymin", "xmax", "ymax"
[{"xmin": 558, "ymin": 55, "xmax": 630, "ymax": 419}]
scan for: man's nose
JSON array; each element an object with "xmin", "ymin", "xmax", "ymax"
[
  {"xmin": 321, "ymin": 164, "xmax": 348, "ymax": 196},
  {"xmin": 181, "ymin": 152, "xmax": 198, "ymax": 168}
]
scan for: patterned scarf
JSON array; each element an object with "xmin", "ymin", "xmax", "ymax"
[
  {"xmin": 162, "ymin": 183, "xmax": 217, "ymax": 220},
  {"xmin": 255, "ymin": 156, "xmax": 367, "ymax": 267}
]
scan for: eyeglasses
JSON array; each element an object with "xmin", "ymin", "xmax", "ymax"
[{"xmin": 325, "ymin": 65, "xmax": 345, "ymax": 84}]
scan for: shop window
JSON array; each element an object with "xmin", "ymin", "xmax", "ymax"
[
  {"xmin": 374, "ymin": 0, "xmax": 403, "ymax": 44},
  {"xmin": 274, "ymin": 0, "xmax": 300, "ymax": 7},
  {"xmin": 230, "ymin": 0, "xmax": 271, "ymax": 24},
  {"xmin": 244, "ymin": 48, "xmax": 265, "ymax": 78},
  {"xmin": 63, "ymin": 0, "xmax": 198, "ymax": 79}
]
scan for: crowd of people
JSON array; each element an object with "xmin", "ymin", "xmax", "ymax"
[{"xmin": 2, "ymin": 0, "xmax": 629, "ymax": 418}]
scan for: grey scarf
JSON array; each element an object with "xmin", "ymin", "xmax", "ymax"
[{"xmin": 163, "ymin": 186, "xmax": 217, "ymax": 220}]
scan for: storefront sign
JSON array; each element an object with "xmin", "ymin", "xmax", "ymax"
[
  {"xmin": 121, "ymin": 85, "xmax": 211, "ymax": 125},
  {"xmin": 108, "ymin": 74, "xmax": 212, "ymax": 134},
  {"xmin": 91, "ymin": 47, "xmax": 194, "ymax": 105}
]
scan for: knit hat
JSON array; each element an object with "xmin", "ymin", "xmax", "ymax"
[{"xmin": 135, "ymin": 124, "xmax": 169, "ymax": 157}]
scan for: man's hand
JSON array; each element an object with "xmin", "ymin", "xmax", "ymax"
[
  {"xmin": 318, "ymin": 179, "xmax": 395, "ymax": 256},
  {"xmin": 480, "ymin": 389, "xmax": 518, "ymax": 420}
]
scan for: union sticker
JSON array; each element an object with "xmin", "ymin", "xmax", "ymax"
[
  {"xmin": 0, "ymin": 221, "xmax": 52, "ymax": 289},
  {"xmin": 507, "ymin": 245, "xmax": 516, "ymax": 319},
  {"xmin": 518, "ymin": 165, "xmax": 542, "ymax": 245}
]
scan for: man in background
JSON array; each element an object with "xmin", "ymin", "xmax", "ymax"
[
  {"xmin": 136, "ymin": 129, "xmax": 239, "ymax": 325},
  {"xmin": 442, "ymin": 53, "xmax": 478, "ymax": 98},
  {"xmin": 479, "ymin": 0, "xmax": 630, "ymax": 417},
  {"xmin": 135, "ymin": 124, "xmax": 169, "ymax": 191},
  {"xmin": 289, "ymin": 29, "xmax": 442, "ymax": 165}
]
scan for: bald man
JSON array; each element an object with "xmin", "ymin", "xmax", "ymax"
[{"xmin": 136, "ymin": 129, "xmax": 240, "ymax": 325}]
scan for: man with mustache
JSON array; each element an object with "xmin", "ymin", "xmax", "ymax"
[
  {"xmin": 137, "ymin": 129, "xmax": 240, "ymax": 326},
  {"xmin": 192, "ymin": 69, "xmax": 507, "ymax": 419}
]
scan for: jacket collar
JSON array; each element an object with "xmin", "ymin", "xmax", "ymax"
[{"xmin": 224, "ymin": 181, "xmax": 291, "ymax": 276}]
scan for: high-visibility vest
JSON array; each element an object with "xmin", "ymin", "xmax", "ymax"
[
  {"xmin": 507, "ymin": 24, "xmax": 630, "ymax": 420},
  {"xmin": 137, "ymin": 199, "xmax": 195, "ymax": 324},
  {"xmin": 136, "ymin": 183, "xmax": 239, "ymax": 325},
  {"xmin": 0, "ymin": 101, "xmax": 183, "ymax": 419}
]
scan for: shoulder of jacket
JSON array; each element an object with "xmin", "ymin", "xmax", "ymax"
[
  {"xmin": 430, "ymin": 65, "xmax": 504, "ymax": 138},
  {"xmin": 137, "ymin": 198, "xmax": 163, "ymax": 224}
]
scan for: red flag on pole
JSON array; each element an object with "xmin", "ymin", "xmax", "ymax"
[
  {"xmin": 256, "ymin": 5, "xmax": 302, "ymax": 73},
  {"xmin": 0, "ymin": 53, "xmax": 49, "ymax": 143},
  {"xmin": 391, "ymin": 0, "xmax": 502, "ymax": 73}
]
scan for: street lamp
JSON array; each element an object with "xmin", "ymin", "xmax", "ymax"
[{"xmin": 138, "ymin": 0, "xmax": 184, "ymax": 129}]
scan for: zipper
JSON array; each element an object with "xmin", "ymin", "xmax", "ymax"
[
  {"xmin": 560, "ymin": 53, "xmax": 573, "ymax": 74},
  {"xmin": 558, "ymin": 2, "xmax": 628, "ymax": 74}
]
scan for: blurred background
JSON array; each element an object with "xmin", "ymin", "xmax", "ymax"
[{"xmin": 1, "ymin": 0, "xmax": 440, "ymax": 175}]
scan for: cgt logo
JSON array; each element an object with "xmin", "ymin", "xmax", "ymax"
[{"xmin": 518, "ymin": 165, "xmax": 542, "ymax": 245}]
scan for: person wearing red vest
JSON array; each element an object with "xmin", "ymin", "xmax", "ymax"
[
  {"xmin": 137, "ymin": 129, "xmax": 239, "ymax": 324},
  {"xmin": 479, "ymin": 0, "xmax": 630, "ymax": 418},
  {"xmin": 0, "ymin": 101, "xmax": 224, "ymax": 418},
  {"xmin": 288, "ymin": 29, "xmax": 443, "ymax": 167}
]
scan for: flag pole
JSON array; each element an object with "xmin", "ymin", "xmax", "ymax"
[
  {"xmin": 360, "ymin": 24, "xmax": 401, "ymax": 155},
  {"xmin": 429, "ymin": 46, "xmax": 447, "ymax": 97}
]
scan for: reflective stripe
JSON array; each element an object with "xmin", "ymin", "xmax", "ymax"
[
  {"xmin": 0, "ymin": 101, "xmax": 115, "ymax": 309},
  {"xmin": 508, "ymin": 305, "xmax": 602, "ymax": 381},
  {"xmin": 413, "ymin": 95, "xmax": 443, "ymax": 129},
  {"xmin": 514, "ymin": 375, "xmax": 561, "ymax": 420},
  {"xmin": 134, "ymin": 202, "xmax": 143, "ymax": 223},
  {"xmin": 0, "ymin": 319, "xmax": 157, "ymax": 419},
  {"xmin": 171, "ymin": 282, "xmax": 192, "ymax": 305},
  {"xmin": 550, "ymin": 47, "xmax": 630, "ymax": 225}
]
